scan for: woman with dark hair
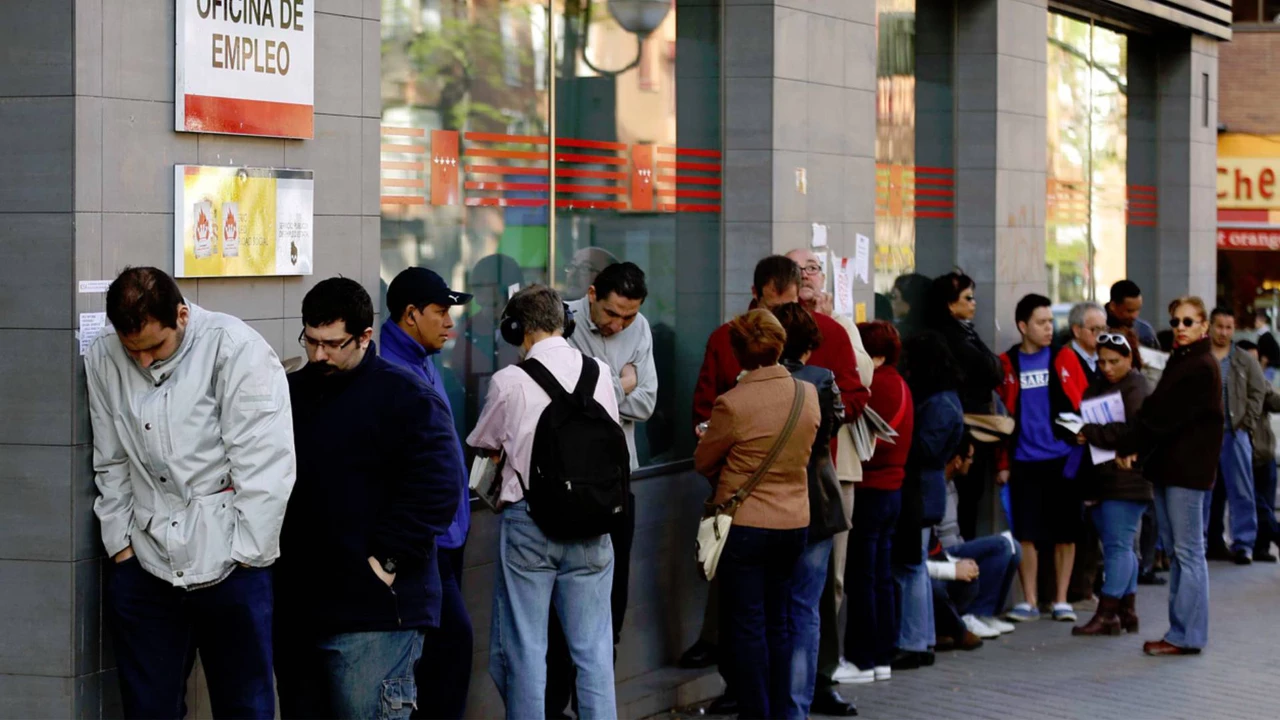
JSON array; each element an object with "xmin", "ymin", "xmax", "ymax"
[
  {"xmin": 840, "ymin": 322, "xmax": 913, "ymax": 684},
  {"xmin": 892, "ymin": 330, "xmax": 966, "ymax": 667},
  {"xmin": 891, "ymin": 273, "xmax": 932, "ymax": 339},
  {"xmin": 773, "ymin": 303, "xmax": 855, "ymax": 717}
]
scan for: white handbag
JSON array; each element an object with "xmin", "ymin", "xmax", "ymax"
[{"xmin": 696, "ymin": 380, "xmax": 806, "ymax": 581}]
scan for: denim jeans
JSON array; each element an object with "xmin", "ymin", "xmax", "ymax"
[
  {"xmin": 413, "ymin": 546, "xmax": 473, "ymax": 720},
  {"xmin": 945, "ymin": 534, "xmax": 1021, "ymax": 617},
  {"xmin": 845, "ymin": 488, "xmax": 901, "ymax": 670},
  {"xmin": 1254, "ymin": 461, "xmax": 1279, "ymax": 553},
  {"xmin": 892, "ymin": 528, "xmax": 935, "ymax": 653},
  {"xmin": 278, "ymin": 629, "xmax": 423, "ymax": 719},
  {"xmin": 1093, "ymin": 500, "xmax": 1146, "ymax": 599},
  {"xmin": 489, "ymin": 501, "xmax": 616, "ymax": 720},
  {"xmin": 1155, "ymin": 486, "xmax": 1210, "ymax": 650},
  {"xmin": 1206, "ymin": 429, "xmax": 1258, "ymax": 554},
  {"xmin": 786, "ymin": 537, "xmax": 832, "ymax": 720},
  {"xmin": 718, "ymin": 525, "xmax": 807, "ymax": 720},
  {"xmin": 107, "ymin": 560, "xmax": 275, "ymax": 719}
]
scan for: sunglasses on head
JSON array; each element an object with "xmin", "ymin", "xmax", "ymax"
[
  {"xmin": 1098, "ymin": 333, "xmax": 1131, "ymax": 353},
  {"xmin": 1170, "ymin": 317, "xmax": 1199, "ymax": 328}
]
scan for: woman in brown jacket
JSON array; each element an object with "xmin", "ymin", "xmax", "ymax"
[{"xmin": 694, "ymin": 309, "xmax": 821, "ymax": 720}]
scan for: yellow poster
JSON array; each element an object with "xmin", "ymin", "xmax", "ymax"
[{"xmin": 173, "ymin": 165, "xmax": 313, "ymax": 278}]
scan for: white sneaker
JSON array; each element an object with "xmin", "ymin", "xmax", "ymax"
[
  {"xmin": 832, "ymin": 659, "xmax": 875, "ymax": 684},
  {"xmin": 874, "ymin": 666, "xmax": 891, "ymax": 681},
  {"xmin": 979, "ymin": 616, "xmax": 1016, "ymax": 634},
  {"xmin": 963, "ymin": 614, "xmax": 1000, "ymax": 639}
]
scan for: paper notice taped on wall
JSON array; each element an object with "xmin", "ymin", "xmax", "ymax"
[
  {"xmin": 854, "ymin": 234, "xmax": 870, "ymax": 284},
  {"xmin": 79, "ymin": 312, "xmax": 107, "ymax": 355},
  {"xmin": 811, "ymin": 223, "xmax": 828, "ymax": 248},
  {"xmin": 79, "ymin": 280, "xmax": 111, "ymax": 294},
  {"xmin": 833, "ymin": 255, "xmax": 854, "ymax": 317}
]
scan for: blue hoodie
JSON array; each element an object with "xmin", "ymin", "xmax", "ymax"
[{"xmin": 380, "ymin": 320, "xmax": 471, "ymax": 549}]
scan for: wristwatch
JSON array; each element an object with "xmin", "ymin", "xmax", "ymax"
[{"xmin": 378, "ymin": 556, "xmax": 398, "ymax": 575}]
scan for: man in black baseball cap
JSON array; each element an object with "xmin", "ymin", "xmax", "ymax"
[{"xmin": 379, "ymin": 265, "xmax": 475, "ymax": 719}]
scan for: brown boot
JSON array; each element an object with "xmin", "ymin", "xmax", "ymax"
[
  {"xmin": 1118, "ymin": 593, "xmax": 1139, "ymax": 633},
  {"xmin": 1072, "ymin": 596, "xmax": 1123, "ymax": 636}
]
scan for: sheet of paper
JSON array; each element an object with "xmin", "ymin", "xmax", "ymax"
[
  {"xmin": 1079, "ymin": 393, "xmax": 1124, "ymax": 464},
  {"xmin": 811, "ymin": 222, "xmax": 828, "ymax": 248},
  {"xmin": 855, "ymin": 302, "xmax": 867, "ymax": 323},
  {"xmin": 507, "ymin": 283, "xmax": 520, "ymax": 300},
  {"xmin": 79, "ymin": 312, "xmax": 107, "ymax": 355},
  {"xmin": 832, "ymin": 255, "xmax": 854, "ymax": 317},
  {"xmin": 78, "ymin": 280, "xmax": 111, "ymax": 294},
  {"xmin": 854, "ymin": 234, "xmax": 870, "ymax": 284},
  {"xmin": 817, "ymin": 250, "xmax": 828, "ymax": 281}
]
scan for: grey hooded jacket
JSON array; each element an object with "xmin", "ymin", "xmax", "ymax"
[{"xmin": 85, "ymin": 303, "xmax": 296, "ymax": 588}]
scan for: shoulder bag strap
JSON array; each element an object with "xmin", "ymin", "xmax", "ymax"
[{"xmin": 723, "ymin": 379, "xmax": 806, "ymax": 511}]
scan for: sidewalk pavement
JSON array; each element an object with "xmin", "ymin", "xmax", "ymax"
[{"xmin": 666, "ymin": 560, "xmax": 1280, "ymax": 720}]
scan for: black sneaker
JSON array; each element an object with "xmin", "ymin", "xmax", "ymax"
[
  {"xmin": 1138, "ymin": 571, "xmax": 1168, "ymax": 586},
  {"xmin": 1233, "ymin": 549, "xmax": 1254, "ymax": 565},
  {"xmin": 1255, "ymin": 551, "xmax": 1279, "ymax": 563}
]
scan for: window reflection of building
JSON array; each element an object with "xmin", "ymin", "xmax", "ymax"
[
  {"xmin": 1045, "ymin": 13, "xmax": 1127, "ymax": 304},
  {"xmin": 875, "ymin": 0, "xmax": 917, "ymax": 293}
]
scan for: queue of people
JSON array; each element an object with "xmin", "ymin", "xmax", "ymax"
[{"xmin": 85, "ymin": 255, "xmax": 1275, "ymax": 720}]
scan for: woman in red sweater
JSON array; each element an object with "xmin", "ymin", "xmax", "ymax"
[{"xmin": 841, "ymin": 322, "xmax": 914, "ymax": 682}]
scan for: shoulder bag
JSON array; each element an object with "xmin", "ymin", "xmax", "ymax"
[{"xmin": 696, "ymin": 379, "xmax": 806, "ymax": 581}]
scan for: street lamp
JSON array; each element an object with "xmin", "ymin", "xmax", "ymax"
[{"xmin": 606, "ymin": 0, "xmax": 672, "ymax": 37}]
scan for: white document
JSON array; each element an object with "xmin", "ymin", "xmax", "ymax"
[
  {"xmin": 1079, "ymin": 392, "xmax": 1126, "ymax": 464},
  {"xmin": 833, "ymin": 255, "xmax": 854, "ymax": 317},
  {"xmin": 469, "ymin": 454, "xmax": 504, "ymax": 511},
  {"xmin": 854, "ymin": 234, "xmax": 870, "ymax": 284},
  {"xmin": 811, "ymin": 222, "xmax": 828, "ymax": 248},
  {"xmin": 78, "ymin": 280, "xmax": 111, "ymax": 294},
  {"xmin": 1055, "ymin": 413, "xmax": 1084, "ymax": 435},
  {"xmin": 78, "ymin": 312, "xmax": 107, "ymax": 355}
]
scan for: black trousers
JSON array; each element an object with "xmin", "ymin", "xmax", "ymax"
[
  {"xmin": 412, "ymin": 546, "xmax": 473, "ymax": 720},
  {"xmin": 545, "ymin": 493, "xmax": 635, "ymax": 717}
]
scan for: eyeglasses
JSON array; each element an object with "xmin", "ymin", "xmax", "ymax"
[
  {"xmin": 1098, "ymin": 333, "xmax": 1131, "ymax": 351},
  {"xmin": 299, "ymin": 331, "xmax": 357, "ymax": 352},
  {"xmin": 1170, "ymin": 317, "xmax": 1200, "ymax": 328},
  {"xmin": 800, "ymin": 264, "xmax": 823, "ymax": 276}
]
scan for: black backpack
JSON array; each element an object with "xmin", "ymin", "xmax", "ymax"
[{"xmin": 515, "ymin": 354, "xmax": 631, "ymax": 540}]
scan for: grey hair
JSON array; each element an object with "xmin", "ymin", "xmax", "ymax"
[
  {"xmin": 506, "ymin": 284, "xmax": 565, "ymax": 335},
  {"xmin": 1069, "ymin": 301, "xmax": 1105, "ymax": 329}
]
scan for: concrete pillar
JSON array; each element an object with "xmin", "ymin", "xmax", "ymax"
[
  {"xmin": 954, "ymin": 0, "xmax": 1049, "ymax": 350},
  {"xmin": 1154, "ymin": 33, "xmax": 1219, "ymax": 313},
  {"xmin": 914, "ymin": 0, "xmax": 957, "ymax": 278},
  {"xmin": 722, "ymin": 1, "xmax": 877, "ymax": 319},
  {"xmin": 1127, "ymin": 35, "xmax": 1160, "ymax": 311}
]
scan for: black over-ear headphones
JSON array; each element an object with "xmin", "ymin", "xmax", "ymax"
[{"xmin": 499, "ymin": 302, "xmax": 576, "ymax": 346}]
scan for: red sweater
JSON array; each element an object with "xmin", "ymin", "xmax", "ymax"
[
  {"xmin": 693, "ymin": 310, "xmax": 869, "ymax": 458},
  {"xmin": 860, "ymin": 365, "xmax": 914, "ymax": 490}
]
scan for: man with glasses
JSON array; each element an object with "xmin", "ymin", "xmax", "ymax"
[
  {"xmin": 275, "ymin": 278, "xmax": 464, "ymax": 719},
  {"xmin": 87, "ymin": 267, "xmax": 295, "ymax": 719}
]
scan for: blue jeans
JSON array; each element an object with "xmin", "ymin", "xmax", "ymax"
[
  {"xmin": 1093, "ymin": 500, "xmax": 1146, "ymax": 599},
  {"xmin": 490, "ymin": 501, "xmax": 616, "ymax": 720},
  {"xmin": 1255, "ymin": 461, "xmax": 1279, "ymax": 553},
  {"xmin": 106, "ymin": 559, "xmax": 275, "ymax": 719},
  {"xmin": 1206, "ymin": 429, "xmax": 1257, "ymax": 553},
  {"xmin": 1155, "ymin": 486, "xmax": 1210, "ymax": 650},
  {"xmin": 845, "ymin": 488, "xmax": 901, "ymax": 670},
  {"xmin": 892, "ymin": 528, "xmax": 935, "ymax": 653},
  {"xmin": 719, "ymin": 525, "xmax": 807, "ymax": 720},
  {"xmin": 276, "ymin": 621, "xmax": 424, "ymax": 718},
  {"xmin": 945, "ymin": 534, "xmax": 1021, "ymax": 617},
  {"xmin": 414, "ymin": 545, "xmax": 472, "ymax": 720},
  {"xmin": 786, "ymin": 537, "xmax": 832, "ymax": 720}
]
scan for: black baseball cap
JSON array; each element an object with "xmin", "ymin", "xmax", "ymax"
[{"xmin": 386, "ymin": 267, "xmax": 473, "ymax": 320}]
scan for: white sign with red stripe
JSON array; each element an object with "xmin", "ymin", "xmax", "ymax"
[{"xmin": 176, "ymin": 0, "xmax": 314, "ymax": 139}]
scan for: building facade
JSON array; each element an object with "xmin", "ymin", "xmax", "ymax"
[{"xmin": 0, "ymin": 0, "xmax": 1227, "ymax": 716}]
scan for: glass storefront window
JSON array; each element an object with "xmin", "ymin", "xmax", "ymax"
[
  {"xmin": 380, "ymin": 0, "xmax": 722, "ymax": 468},
  {"xmin": 1046, "ymin": 13, "xmax": 1128, "ymax": 304}
]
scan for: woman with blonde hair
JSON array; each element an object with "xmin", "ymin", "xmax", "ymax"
[{"xmin": 695, "ymin": 309, "xmax": 821, "ymax": 717}]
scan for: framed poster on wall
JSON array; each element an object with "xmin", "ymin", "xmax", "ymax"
[
  {"xmin": 174, "ymin": 165, "xmax": 314, "ymax": 278},
  {"xmin": 176, "ymin": 0, "xmax": 315, "ymax": 138}
]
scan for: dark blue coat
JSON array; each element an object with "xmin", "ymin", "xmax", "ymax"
[{"xmin": 277, "ymin": 343, "xmax": 463, "ymax": 633}]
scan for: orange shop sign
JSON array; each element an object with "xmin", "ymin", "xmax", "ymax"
[
  {"xmin": 1217, "ymin": 157, "xmax": 1280, "ymax": 209},
  {"xmin": 1218, "ymin": 228, "xmax": 1280, "ymax": 251}
]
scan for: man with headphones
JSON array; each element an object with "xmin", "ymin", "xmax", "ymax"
[{"xmin": 467, "ymin": 284, "xmax": 625, "ymax": 720}]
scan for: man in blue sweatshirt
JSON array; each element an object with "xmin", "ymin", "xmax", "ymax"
[{"xmin": 381, "ymin": 267, "xmax": 475, "ymax": 720}]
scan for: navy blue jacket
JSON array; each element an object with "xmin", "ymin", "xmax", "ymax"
[{"xmin": 277, "ymin": 343, "xmax": 463, "ymax": 633}]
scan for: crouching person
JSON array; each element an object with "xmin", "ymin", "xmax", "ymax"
[
  {"xmin": 275, "ymin": 278, "xmax": 463, "ymax": 719},
  {"xmin": 468, "ymin": 285, "xmax": 629, "ymax": 720}
]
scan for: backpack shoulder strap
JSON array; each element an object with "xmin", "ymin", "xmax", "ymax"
[
  {"xmin": 572, "ymin": 353, "xmax": 601, "ymax": 401},
  {"xmin": 518, "ymin": 358, "xmax": 568, "ymax": 401}
]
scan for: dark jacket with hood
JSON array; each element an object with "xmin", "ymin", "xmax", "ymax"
[{"xmin": 1079, "ymin": 370, "xmax": 1154, "ymax": 502}]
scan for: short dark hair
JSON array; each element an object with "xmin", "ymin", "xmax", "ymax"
[
  {"xmin": 951, "ymin": 431, "xmax": 976, "ymax": 464},
  {"xmin": 902, "ymin": 330, "xmax": 962, "ymax": 398},
  {"xmin": 1110, "ymin": 280, "xmax": 1142, "ymax": 305},
  {"xmin": 592, "ymin": 261, "xmax": 648, "ymax": 303},
  {"xmin": 858, "ymin": 320, "xmax": 903, "ymax": 367},
  {"xmin": 505, "ymin": 284, "xmax": 565, "ymax": 334},
  {"xmin": 106, "ymin": 266, "xmax": 186, "ymax": 336},
  {"xmin": 302, "ymin": 277, "xmax": 374, "ymax": 337},
  {"xmin": 1015, "ymin": 294, "xmax": 1052, "ymax": 327},
  {"xmin": 1210, "ymin": 307, "xmax": 1235, "ymax": 323},
  {"xmin": 753, "ymin": 255, "xmax": 802, "ymax": 297},
  {"xmin": 1256, "ymin": 308, "xmax": 1271, "ymax": 324},
  {"xmin": 774, "ymin": 303, "xmax": 823, "ymax": 362}
]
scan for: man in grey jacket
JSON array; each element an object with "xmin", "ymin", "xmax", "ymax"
[
  {"xmin": 87, "ymin": 267, "xmax": 296, "ymax": 719},
  {"xmin": 1207, "ymin": 309, "xmax": 1267, "ymax": 564}
]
